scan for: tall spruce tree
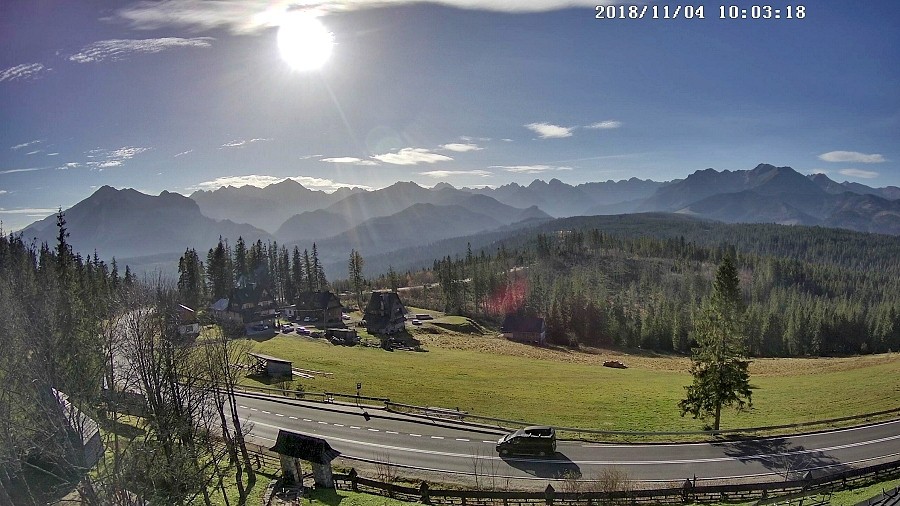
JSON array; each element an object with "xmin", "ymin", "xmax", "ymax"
[
  {"xmin": 679, "ymin": 255, "xmax": 752, "ymax": 431},
  {"xmin": 348, "ymin": 249, "xmax": 365, "ymax": 310}
]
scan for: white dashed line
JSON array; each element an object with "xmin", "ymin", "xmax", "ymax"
[
  {"xmin": 318, "ymin": 421, "xmax": 328, "ymax": 425},
  {"xmin": 431, "ymin": 436, "xmax": 444, "ymax": 440},
  {"xmin": 334, "ymin": 424, "xmax": 344, "ymax": 427},
  {"xmin": 410, "ymin": 434, "xmax": 422, "ymax": 437},
  {"xmin": 386, "ymin": 431, "xmax": 399, "ymax": 434},
  {"xmin": 456, "ymin": 438, "xmax": 470, "ymax": 442},
  {"xmin": 368, "ymin": 428, "xmax": 379, "ymax": 432},
  {"xmin": 239, "ymin": 405, "xmax": 248, "ymax": 409},
  {"xmin": 289, "ymin": 416, "xmax": 297, "ymax": 420},
  {"xmin": 261, "ymin": 411, "xmax": 270, "ymax": 414},
  {"xmin": 303, "ymin": 419, "xmax": 312, "ymax": 422},
  {"xmin": 350, "ymin": 426, "xmax": 361, "ymax": 430},
  {"xmin": 482, "ymin": 441, "xmax": 495, "ymax": 444},
  {"xmin": 275, "ymin": 413, "xmax": 284, "ymax": 417},
  {"xmin": 250, "ymin": 408, "xmax": 258, "ymax": 411}
]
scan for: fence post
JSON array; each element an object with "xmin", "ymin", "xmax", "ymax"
[
  {"xmin": 349, "ymin": 468, "xmax": 359, "ymax": 492},
  {"xmin": 420, "ymin": 481, "xmax": 431, "ymax": 504},
  {"xmin": 545, "ymin": 484, "xmax": 555, "ymax": 506}
]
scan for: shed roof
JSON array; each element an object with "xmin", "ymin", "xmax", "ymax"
[
  {"xmin": 295, "ymin": 291, "xmax": 342, "ymax": 311},
  {"xmin": 247, "ymin": 352, "xmax": 292, "ymax": 365},
  {"xmin": 500, "ymin": 314, "xmax": 545, "ymax": 333},
  {"xmin": 269, "ymin": 430, "xmax": 340, "ymax": 464}
]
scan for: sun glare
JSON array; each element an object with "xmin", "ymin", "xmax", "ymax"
[{"xmin": 277, "ymin": 12, "xmax": 333, "ymax": 71}]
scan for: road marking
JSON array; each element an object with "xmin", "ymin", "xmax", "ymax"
[
  {"xmin": 250, "ymin": 408, "xmax": 258, "ymax": 411},
  {"xmin": 334, "ymin": 423, "xmax": 344, "ymax": 427},
  {"xmin": 386, "ymin": 431, "xmax": 399, "ymax": 434},
  {"xmin": 410, "ymin": 434, "xmax": 422, "ymax": 437},
  {"xmin": 318, "ymin": 421, "xmax": 328, "ymax": 425},
  {"xmin": 261, "ymin": 410, "xmax": 270, "ymax": 414},
  {"xmin": 247, "ymin": 419, "xmax": 900, "ymax": 478},
  {"xmin": 303, "ymin": 419, "xmax": 312, "ymax": 422},
  {"xmin": 239, "ymin": 405, "xmax": 248, "ymax": 409},
  {"xmin": 482, "ymin": 441, "xmax": 495, "ymax": 444},
  {"xmin": 275, "ymin": 413, "xmax": 284, "ymax": 417},
  {"xmin": 456, "ymin": 438, "xmax": 470, "ymax": 442},
  {"xmin": 350, "ymin": 426, "xmax": 361, "ymax": 429},
  {"xmin": 289, "ymin": 416, "xmax": 297, "ymax": 420},
  {"xmin": 431, "ymin": 436, "xmax": 444, "ymax": 439}
]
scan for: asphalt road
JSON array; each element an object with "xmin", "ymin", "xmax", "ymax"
[{"xmin": 235, "ymin": 393, "xmax": 900, "ymax": 485}]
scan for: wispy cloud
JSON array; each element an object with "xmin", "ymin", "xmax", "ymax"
[
  {"xmin": 299, "ymin": 154, "xmax": 322, "ymax": 160},
  {"xmin": 586, "ymin": 120, "xmax": 622, "ymax": 130},
  {"xmin": 11, "ymin": 139, "xmax": 44, "ymax": 151},
  {"xmin": 0, "ymin": 167, "xmax": 47, "ymax": 175},
  {"xmin": 0, "ymin": 63, "xmax": 48, "ymax": 83},
  {"xmin": 220, "ymin": 137, "xmax": 270, "ymax": 149},
  {"xmin": 47, "ymin": 152, "xmax": 60, "ymax": 156},
  {"xmin": 839, "ymin": 169, "xmax": 879, "ymax": 179},
  {"xmin": 115, "ymin": 1, "xmax": 609, "ymax": 34},
  {"xmin": 174, "ymin": 149, "xmax": 193, "ymax": 157},
  {"xmin": 0, "ymin": 190, "xmax": 7, "ymax": 195},
  {"xmin": 0, "ymin": 207, "xmax": 58, "ymax": 216},
  {"xmin": 441, "ymin": 143, "xmax": 483, "ymax": 152},
  {"xmin": 371, "ymin": 148, "xmax": 452, "ymax": 165},
  {"xmin": 85, "ymin": 146, "xmax": 150, "ymax": 169},
  {"xmin": 26, "ymin": 150, "xmax": 42, "ymax": 156},
  {"xmin": 525, "ymin": 122, "xmax": 573, "ymax": 139},
  {"xmin": 419, "ymin": 170, "xmax": 492, "ymax": 178},
  {"xmin": 491, "ymin": 164, "xmax": 573, "ymax": 174},
  {"xmin": 187, "ymin": 174, "xmax": 373, "ymax": 192},
  {"xmin": 818, "ymin": 151, "xmax": 886, "ymax": 163},
  {"xmin": 55, "ymin": 162, "xmax": 82, "ymax": 171},
  {"xmin": 321, "ymin": 157, "xmax": 378, "ymax": 166},
  {"xmin": 69, "ymin": 37, "xmax": 214, "ymax": 63}
]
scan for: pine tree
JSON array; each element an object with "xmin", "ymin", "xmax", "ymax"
[
  {"xmin": 679, "ymin": 256, "xmax": 752, "ymax": 431},
  {"xmin": 348, "ymin": 249, "xmax": 365, "ymax": 311}
]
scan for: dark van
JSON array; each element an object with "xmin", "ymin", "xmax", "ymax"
[{"xmin": 496, "ymin": 426, "xmax": 557, "ymax": 456}]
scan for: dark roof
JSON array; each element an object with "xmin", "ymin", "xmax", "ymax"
[
  {"xmin": 247, "ymin": 352, "xmax": 292, "ymax": 365},
  {"xmin": 231, "ymin": 284, "xmax": 273, "ymax": 305},
  {"xmin": 295, "ymin": 291, "xmax": 342, "ymax": 311},
  {"xmin": 269, "ymin": 430, "xmax": 340, "ymax": 464},
  {"xmin": 500, "ymin": 314, "xmax": 545, "ymax": 333},
  {"xmin": 364, "ymin": 291, "xmax": 407, "ymax": 319}
]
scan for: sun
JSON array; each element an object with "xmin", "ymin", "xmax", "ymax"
[{"xmin": 277, "ymin": 11, "xmax": 333, "ymax": 71}]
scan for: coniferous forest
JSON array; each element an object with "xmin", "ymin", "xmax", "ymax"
[{"xmin": 395, "ymin": 214, "xmax": 900, "ymax": 357}]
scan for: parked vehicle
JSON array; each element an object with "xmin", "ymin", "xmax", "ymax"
[
  {"xmin": 412, "ymin": 319, "xmax": 422, "ymax": 325},
  {"xmin": 281, "ymin": 324, "xmax": 294, "ymax": 333},
  {"xmin": 496, "ymin": 426, "xmax": 556, "ymax": 456},
  {"xmin": 297, "ymin": 326, "xmax": 310, "ymax": 335}
]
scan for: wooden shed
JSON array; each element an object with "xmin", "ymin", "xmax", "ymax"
[{"xmin": 248, "ymin": 352, "xmax": 293, "ymax": 378}]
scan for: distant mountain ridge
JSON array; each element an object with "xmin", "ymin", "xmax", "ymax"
[
  {"xmin": 16, "ymin": 166, "xmax": 900, "ymax": 278},
  {"xmin": 20, "ymin": 186, "xmax": 272, "ymax": 260}
]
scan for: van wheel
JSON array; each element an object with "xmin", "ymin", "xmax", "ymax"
[{"xmin": 537, "ymin": 451, "xmax": 546, "ymax": 457}]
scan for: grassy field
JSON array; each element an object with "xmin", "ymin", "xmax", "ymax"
[{"xmin": 245, "ymin": 309, "xmax": 900, "ymax": 433}]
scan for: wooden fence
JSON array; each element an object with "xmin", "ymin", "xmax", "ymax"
[{"xmin": 328, "ymin": 458, "xmax": 900, "ymax": 506}]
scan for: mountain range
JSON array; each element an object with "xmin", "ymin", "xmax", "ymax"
[{"xmin": 17, "ymin": 164, "xmax": 900, "ymax": 277}]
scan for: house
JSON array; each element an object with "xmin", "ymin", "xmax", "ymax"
[
  {"xmin": 209, "ymin": 284, "xmax": 277, "ymax": 333},
  {"xmin": 364, "ymin": 291, "xmax": 408, "ymax": 335},
  {"xmin": 294, "ymin": 291, "xmax": 343, "ymax": 327},
  {"xmin": 176, "ymin": 304, "xmax": 200, "ymax": 337},
  {"xmin": 500, "ymin": 314, "xmax": 546, "ymax": 345}
]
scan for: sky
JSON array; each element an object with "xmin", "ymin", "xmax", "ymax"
[{"xmin": 1, "ymin": 0, "xmax": 898, "ymax": 231}]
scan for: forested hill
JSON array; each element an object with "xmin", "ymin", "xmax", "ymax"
[{"xmin": 413, "ymin": 213, "xmax": 900, "ymax": 358}]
